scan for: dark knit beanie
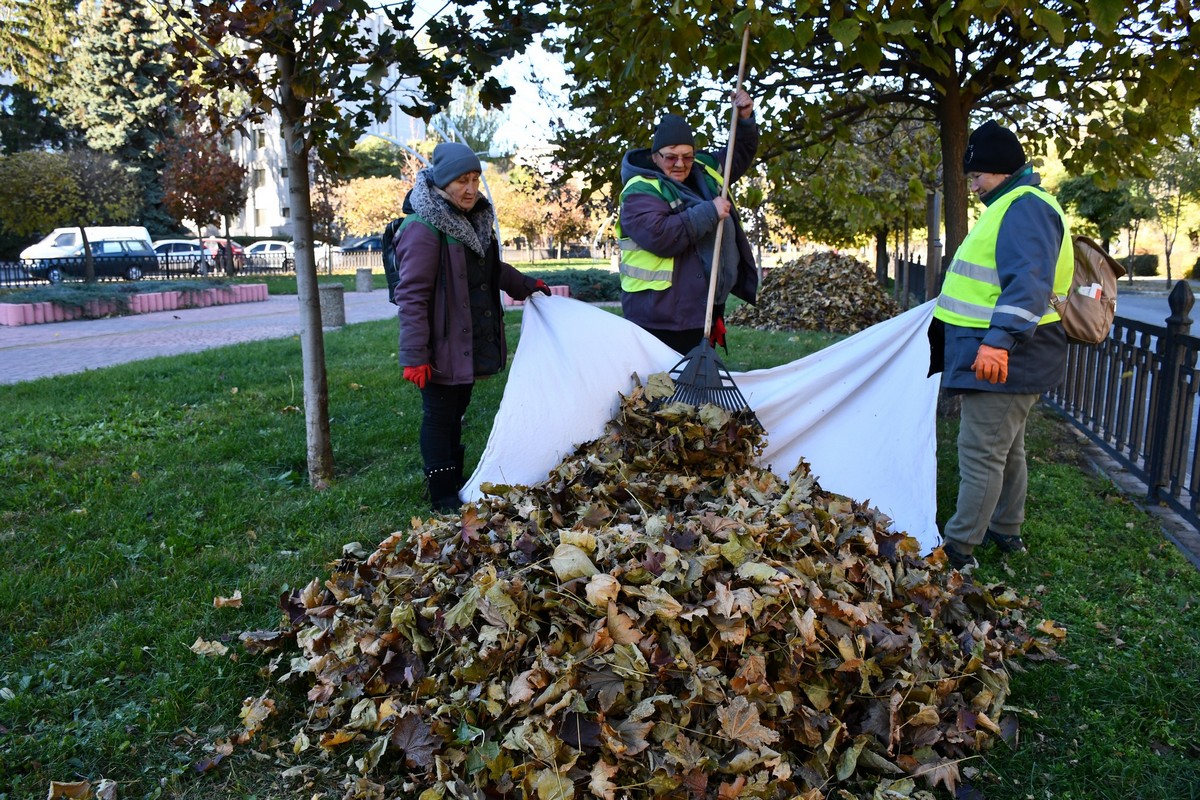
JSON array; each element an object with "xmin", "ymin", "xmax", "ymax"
[
  {"xmin": 652, "ymin": 113, "xmax": 695, "ymax": 152},
  {"xmin": 430, "ymin": 142, "xmax": 482, "ymax": 188},
  {"xmin": 962, "ymin": 120, "xmax": 1026, "ymax": 174}
]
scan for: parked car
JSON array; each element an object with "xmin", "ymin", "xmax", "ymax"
[
  {"xmin": 201, "ymin": 237, "xmax": 246, "ymax": 271},
  {"xmin": 153, "ymin": 239, "xmax": 211, "ymax": 274},
  {"xmin": 244, "ymin": 240, "xmax": 295, "ymax": 272},
  {"xmin": 340, "ymin": 234, "xmax": 383, "ymax": 252},
  {"xmin": 21, "ymin": 226, "xmax": 152, "ymax": 260},
  {"xmin": 28, "ymin": 238, "xmax": 159, "ymax": 283},
  {"xmin": 314, "ymin": 240, "xmax": 343, "ymax": 271}
]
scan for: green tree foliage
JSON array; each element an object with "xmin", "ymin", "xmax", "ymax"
[
  {"xmin": 0, "ymin": 147, "xmax": 140, "ymax": 278},
  {"xmin": 490, "ymin": 166, "xmax": 547, "ymax": 259},
  {"xmin": 0, "ymin": 149, "xmax": 139, "ymax": 239},
  {"xmin": 0, "ymin": 0, "xmax": 72, "ymax": 87},
  {"xmin": 347, "ymin": 137, "xmax": 416, "ymax": 180},
  {"xmin": 0, "ymin": 150, "xmax": 77, "ymax": 238},
  {"xmin": 161, "ymin": 130, "xmax": 249, "ymax": 239},
  {"xmin": 54, "ymin": 0, "xmax": 178, "ymax": 235},
  {"xmin": 162, "ymin": 0, "xmax": 547, "ymax": 487},
  {"xmin": 336, "ymin": 175, "xmax": 412, "ymax": 236},
  {"xmin": 552, "ymin": 2, "xmax": 1200, "ymax": 257},
  {"xmin": 770, "ymin": 116, "xmax": 941, "ymax": 268},
  {"xmin": 0, "ymin": 84, "xmax": 74, "ymax": 154},
  {"xmin": 1147, "ymin": 133, "xmax": 1200, "ymax": 282},
  {"xmin": 1056, "ymin": 175, "xmax": 1140, "ymax": 251},
  {"xmin": 430, "ymin": 83, "xmax": 505, "ymax": 156}
]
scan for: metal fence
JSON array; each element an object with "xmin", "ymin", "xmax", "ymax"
[
  {"xmin": 1043, "ymin": 280, "xmax": 1200, "ymax": 529},
  {"xmin": 0, "ymin": 252, "xmax": 362, "ymax": 289}
]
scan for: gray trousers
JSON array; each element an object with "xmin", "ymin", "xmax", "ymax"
[{"xmin": 943, "ymin": 391, "xmax": 1040, "ymax": 550}]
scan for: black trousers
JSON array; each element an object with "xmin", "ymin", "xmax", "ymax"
[{"xmin": 419, "ymin": 382, "xmax": 474, "ymax": 472}]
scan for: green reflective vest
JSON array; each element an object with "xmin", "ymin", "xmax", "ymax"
[
  {"xmin": 933, "ymin": 185, "xmax": 1073, "ymax": 328},
  {"xmin": 615, "ymin": 157, "xmax": 725, "ymax": 293}
]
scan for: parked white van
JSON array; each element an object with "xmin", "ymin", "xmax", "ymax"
[{"xmin": 20, "ymin": 226, "xmax": 153, "ymax": 260}]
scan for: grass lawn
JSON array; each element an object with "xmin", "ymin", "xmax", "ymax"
[{"xmin": 1, "ymin": 314, "xmax": 1198, "ymax": 799}]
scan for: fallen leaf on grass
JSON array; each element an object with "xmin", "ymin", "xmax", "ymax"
[
  {"xmin": 213, "ymin": 590, "xmax": 242, "ymax": 608},
  {"xmin": 189, "ymin": 637, "xmax": 228, "ymax": 657},
  {"xmin": 1036, "ymin": 619, "xmax": 1068, "ymax": 639},
  {"xmin": 46, "ymin": 780, "xmax": 91, "ymax": 799}
]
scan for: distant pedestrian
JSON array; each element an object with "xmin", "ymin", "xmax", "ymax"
[
  {"xmin": 930, "ymin": 120, "xmax": 1074, "ymax": 570},
  {"xmin": 393, "ymin": 142, "xmax": 550, "ymax": 513},
  {"xmin": 616, "ymin": 87, "xmax": 760, "ymax": 353}
]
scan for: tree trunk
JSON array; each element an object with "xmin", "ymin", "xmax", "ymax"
[
  {"xmin": 223, "ymin": 215, "xmax": 235, "ymax": 276},
  {"xmin": 938, "ymin": 96, "xmax": 971, "ymax": 265},
  {"xmin": 80, "ymin": 225, "xmax": 95, "ymax": 283},
  {"xmin": 279, "ymin": 52, "xmax": 334, "ymax": 489},
  {"xmin": 874, "ymin": 228, "xmax": 888, "ymax": 286}
]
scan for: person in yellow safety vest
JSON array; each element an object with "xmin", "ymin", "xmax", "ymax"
[
  {"xmin": 616, "ymin": 89, "xmax": 760, "ymax": 354},
  {"xmin": 930, "ymin": 120, "xmax": 1074, "ymax": 572}
]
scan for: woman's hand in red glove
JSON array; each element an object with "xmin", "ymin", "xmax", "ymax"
[
  {"xmin": 709, "ymin": 317, "xmax": 727, "ymax": 348},
  {"xmin": 533, "ymin": 279, "xmax": 552, "ymax": 296},
  {"xmin": 403, "ymin": 364, "xmax": 432, "ymax": 389}
]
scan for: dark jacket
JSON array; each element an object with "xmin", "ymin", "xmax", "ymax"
[
  {"xmin": 934, "ymin": 169, "xmax": 1068, "ymax": 394},
  {"xmin": 394, "ymin": 171, "xmax": 538, "ymax": 385},
  {"xmin": 618, "ymin": 116, "xmax": 759, "ymax": 332}
]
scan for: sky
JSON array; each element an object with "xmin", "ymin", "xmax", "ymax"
[
  {"xmin": 406, "ymin": 0, "xmax": 577, "ymax": 152},
  {"xmin": 491, "ymin": 37, "xmax": 576, "ymax": 152}
]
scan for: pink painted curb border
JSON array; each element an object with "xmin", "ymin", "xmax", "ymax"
[{"xmin": 0, "ymin": 284, "xmax": 270, "ymax": 326}]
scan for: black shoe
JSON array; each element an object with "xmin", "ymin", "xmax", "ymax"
[
  {"xmin": 985, "ymin": 528, "xmax": 1027, "ymax": 554},
  {"xmin": 943, "ymin": 543, "xmax": 978, "ymax": 572},
  {"xmin": 426, "ymin": 465, "xmax": 462, "ymax": 513}
]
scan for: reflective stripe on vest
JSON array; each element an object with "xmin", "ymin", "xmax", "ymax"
[
  {"xmin": 933, "ymin": 185, "xmax": 1073, "ymax": 328},
  {"xmin": 615, "ymin": 160, "xmax": 726, "ymax": 293}
]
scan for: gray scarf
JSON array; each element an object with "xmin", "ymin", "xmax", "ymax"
[{"xmin": 410, "ymin": 168, "xmax": 496, "ymax": 257}]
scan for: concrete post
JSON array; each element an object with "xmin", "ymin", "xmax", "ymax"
[
  {"xmin": 318, "ymin": 283, "xmax": 345, "ymax": 328},
  {"xmin": 355, "ymin": 268, "xmax": 373, "ymax": 293}
]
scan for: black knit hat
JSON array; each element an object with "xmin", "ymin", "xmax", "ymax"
[
  {"xmin": 652, "ymin": 113, "xmax": 695, "ymax": 152},
  {"xmin": 430, "ymin": 142, "xmax": 482, "ymax": 188},
  {"xmin": 963, "ymin": 120, "xmax": 1026, "ymax": 174}
]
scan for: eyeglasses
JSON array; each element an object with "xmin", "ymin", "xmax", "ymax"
[{"xmin": 656, "ymin": 151, "xmax": 695, "ymax": 167}]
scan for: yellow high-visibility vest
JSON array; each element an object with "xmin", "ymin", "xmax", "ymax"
[
  {"xmin": 934, "ymin": 185, "xmax": 1073, "ymax": 328},
  {"xmin": 615, "ymin": 158, "xmax": 724, "ymax": 293}
]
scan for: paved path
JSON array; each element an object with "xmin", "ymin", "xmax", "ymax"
[{"xmin": 0, "ymin": 289, "xmax": 398, "ymax": 385}]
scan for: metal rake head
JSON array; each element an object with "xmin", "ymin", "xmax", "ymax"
[{"xmin": 665, "ymin": 340, "xmax": 760, "ymax": 426}]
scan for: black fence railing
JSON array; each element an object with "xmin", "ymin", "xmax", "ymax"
[
  {"xmin": 0, "ymin": 254, "xmax": 300, "ymax": 288},
  {"xmin": 1043, "ymin": 280, "xmax": 1200, "ymax": 531}
]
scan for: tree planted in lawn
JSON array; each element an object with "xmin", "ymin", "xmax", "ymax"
[
  {"xmin": 161, "ymin": 0, "xmax": 547, "ymax": 488},
  {"xmin": 552, "ymin": 2, "xmax": 1200, "ymax": 258}
]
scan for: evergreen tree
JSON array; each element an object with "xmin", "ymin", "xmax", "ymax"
[
  {"xmin": 0, "ymin": 84, "xmax": 75, "ymax": 155},
  {"xmin": 54, "ymin": 0, "xmax": 179, "ymax": 236}
]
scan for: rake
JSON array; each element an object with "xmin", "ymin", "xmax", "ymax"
[{"xmin": 664, "ymin": 26, "xmax": 759, "ymax": 424}]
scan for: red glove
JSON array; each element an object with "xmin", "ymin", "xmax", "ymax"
[
  {"xmin": 533, "ymin": 279, "xmax": 552, "ymax": 296},
  {"xmin": 972, "ymin": 345, "xmax": 1009, "ymax": 384},
  {"xmin": 403, "ymin": 364, "xmax": 432, "ymax": 389},
  {"xmin": 709, "ymin": 317, "xmax": 727, "ymax": 348}
]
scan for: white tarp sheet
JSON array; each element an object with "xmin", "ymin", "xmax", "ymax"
[{"xmin": 463, "ymin": 295, "xmax": 942, "ymax": 552}]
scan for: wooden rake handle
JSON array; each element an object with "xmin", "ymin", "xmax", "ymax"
[{"xmin": 703, "ymin": 25, "xmax": 751, "ymax": 340}]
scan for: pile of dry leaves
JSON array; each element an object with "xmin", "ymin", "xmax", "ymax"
[
  {"xmin": 233, "ymin": 379, "xmax": 1061, "ymax": 800},
  {"xmin": 729, "ymin": 251, "xmax": 901, "ymax": 334}
]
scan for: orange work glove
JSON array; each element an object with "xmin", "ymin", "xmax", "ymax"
[
  {"xmin": 972, "ymin": 344, "xmax": 1009, "ymax": 384},
  {"xmin": 403, "ymin": 364, "xmax": 432, "ymax": 389}
]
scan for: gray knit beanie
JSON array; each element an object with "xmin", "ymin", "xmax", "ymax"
[
  {"xmin": 962, "ymin": 120, "xmax": 1026, "ymax": 175},
  {"xmin": 430, "ymin": 142, "xmax": 482, "ymax": 188},
  {"xmin": 652, "ymin": 113, "xmax": 695, "ymax": 152}
]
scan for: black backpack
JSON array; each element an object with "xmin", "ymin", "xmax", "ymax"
[{"xmin": 381, "ymin": 216, "xmax": 404, "ymax": 305}]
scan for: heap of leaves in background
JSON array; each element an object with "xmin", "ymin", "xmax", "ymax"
[
  {"xmin": 237, "ymin": 379, "xmax": 1061, "ymax": 799},
  {"xmin": 730, "ymin": 251, "xmax": 901, "ymax": 334}
]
